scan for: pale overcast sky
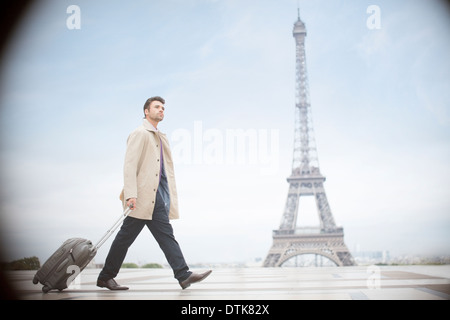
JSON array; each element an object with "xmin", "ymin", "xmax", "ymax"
[{"xmin": 1, "ymin": 0, "xmax": 449, "ymax": 266}]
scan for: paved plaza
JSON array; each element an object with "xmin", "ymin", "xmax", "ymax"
[{"xmin": 5, "ymin": 265, "xmax": 450, "ymax": 301}]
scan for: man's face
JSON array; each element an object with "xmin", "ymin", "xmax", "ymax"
[{"xmin": 146, "ymin": 100, "xmax": 165, "ymax": 123}]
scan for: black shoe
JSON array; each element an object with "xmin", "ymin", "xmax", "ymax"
[
  {"xmin": 97, "ymin": 278, "xmax": 129, "ymax": 290},
  {"xmin": 179, "ymin": 270, "xmax": 212, "ymax": 289}
]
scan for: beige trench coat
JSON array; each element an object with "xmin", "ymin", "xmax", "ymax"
[{"xmin": 119, "ymin": 119, "xmax": 179, "ymax": 220}]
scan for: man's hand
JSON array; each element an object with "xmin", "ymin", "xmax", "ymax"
[{"xmin": 127, "ymin": 198, "xmax": 137, "ymax": 210}]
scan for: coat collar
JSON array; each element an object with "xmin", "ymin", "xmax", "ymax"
[
  {"xmin": 142, "ymin": 119, "xmax": 166, "ymax": 136},
  {"xmin": 143, "ymin": 119, "xmax": 157, "ymax": 132}
]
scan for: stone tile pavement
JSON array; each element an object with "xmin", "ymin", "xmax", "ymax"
[{"xmin": 5, "ymin": 265, "xmax": 450, "ymax": 301}]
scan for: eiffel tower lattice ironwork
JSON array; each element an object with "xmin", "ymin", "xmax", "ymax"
[{"xmin": 263, "ymin": 12, "xmax": 355, "ymax": 267}]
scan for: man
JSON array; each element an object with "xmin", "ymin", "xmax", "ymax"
[{"xmin": 97, "ymin": 96, "xmax": 212, "ymax": 290}]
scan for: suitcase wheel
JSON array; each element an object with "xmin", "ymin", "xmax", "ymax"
[
  {"xmin": 32, "ymin": 275, "xmax": 39, "ymax": 285},
  {"xmin": 42, "ymin": 285, "xmax": 51, "ymax": 293}
]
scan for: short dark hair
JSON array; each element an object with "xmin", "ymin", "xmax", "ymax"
[{"xmin": 143, "ymin": 96, "xmax": 165, "ymax": 117}]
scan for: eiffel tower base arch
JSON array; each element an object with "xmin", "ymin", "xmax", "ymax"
[{"xmin": 263, "ymin": 230, "xmax": 355, "ymax": 267}]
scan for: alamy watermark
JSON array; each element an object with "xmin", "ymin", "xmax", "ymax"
[
  {"xmin": 366, "ymin": 265, "xmax": 381, "ymax": 289},
  {"xmin": 366, "ymin": 5, "xmax": 381, "ymax": 30},
  {"xmin": 66, "ymin": 5, "xmax": 381, "ymax": 31},
  {"xmin": 66, "ymin": 5, "xmax": 81, "ymax": 30},
  {"xmin": 170, "ymin": 121, "xmax": 279, "ymax": 175},
  {"xmin": 66, "ymin": 265, "xmax": 81, "ymax": 289}
]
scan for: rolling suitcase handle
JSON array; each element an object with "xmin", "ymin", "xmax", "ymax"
[{"xmin": 92, "ymin": 205, "xmax": 133, "ymax": 252}]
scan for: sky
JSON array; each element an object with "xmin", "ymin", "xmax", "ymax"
[{"xmin": 0, "ymin": 0, "xmax": 449, "ymax": 267}]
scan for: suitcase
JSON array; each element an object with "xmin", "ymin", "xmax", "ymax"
[{"xmin": 32, "ymin": 206, "xmax": 132, "ymax": 293}]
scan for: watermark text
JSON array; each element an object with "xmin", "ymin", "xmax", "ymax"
[
  {"xmin": 171, "ymin": 121, "xmax": 279, "ymax": 175},
  {"xmin": 366, "ymin": 5, "xmax": 381, "ymax": 30},
  {"xmin": 66, "ymin": 5, "xmax": 81, "ymax": 30}
]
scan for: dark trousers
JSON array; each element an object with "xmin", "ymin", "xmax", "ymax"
[{"xmin": 98, "ymin": 191, "xmax": 191, "ymax": 282}]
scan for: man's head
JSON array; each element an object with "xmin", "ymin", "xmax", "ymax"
[{"xmin": 143, "ymin": 96, "xmax": 165, "ymax": 127}]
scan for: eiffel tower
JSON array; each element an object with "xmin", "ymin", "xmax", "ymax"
[{"xmin": 263, "ymin": 11, "xmax": 355, "ymax": 267}]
